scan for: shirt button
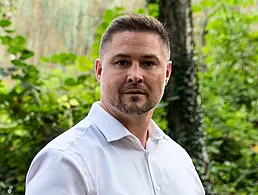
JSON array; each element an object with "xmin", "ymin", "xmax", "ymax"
[{"xmin": 156, "ymin": 185, "xmax": 161, "ymax": 191}]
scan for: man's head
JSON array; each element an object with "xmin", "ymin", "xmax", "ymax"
[
  {"xmin": 100, "ymin": 14, "xmax": 170, "ymax": 61},
  {"xmin": 95, "ymin": 14, "xmax": 172, "ymax": 116}
]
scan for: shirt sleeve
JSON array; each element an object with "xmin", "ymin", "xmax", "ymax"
[
  {"xmin": 25, "ymin": 149, "xmax": 88, "ymax": 195},
  {"xmin": 185, "ymin": 154, "xmax": 206, "ymax": 195}
]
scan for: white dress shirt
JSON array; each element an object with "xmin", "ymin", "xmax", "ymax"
[{"xmin": 25, "ymin": 102, "xmax": 205, "ymax": 195}]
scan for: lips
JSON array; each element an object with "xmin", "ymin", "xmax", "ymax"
[{"xmin": 124, "ymin": 89, "xmax": 145, "ymax": 94}]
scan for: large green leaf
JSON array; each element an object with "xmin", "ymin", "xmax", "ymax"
[{"xmin": 0, "ymin": 19, "xmax": 11, "ymax": 27}]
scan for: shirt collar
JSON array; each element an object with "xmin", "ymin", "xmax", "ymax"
[
  {"xmin": 148, "ymin": 120, "xmax": 167, "ymax": 141},
  {"xmin": 87, "ymin": 101, "xmax": 166, "ymax": 142}
]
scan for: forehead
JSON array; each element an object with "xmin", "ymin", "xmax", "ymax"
[
  {"xmin": 112, "ymin": 31, "xmax": 161, "ymax": 44},
  {"xmin": 104, "ymin": 31, "xmax": 166, "ymax": 59}
]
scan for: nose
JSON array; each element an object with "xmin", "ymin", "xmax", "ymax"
[{"xmin": 127, "ymin": 62, "xmax": 143, "ymax": 83}]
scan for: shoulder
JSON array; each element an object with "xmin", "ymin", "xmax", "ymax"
[
  {"xmin": 151, "ymin": 120, "xmax": 193, "ymax": 163},
  {"xmin": 41, "ymin": 117, "xmax": 103, "ymax": 153},
  {"xmin": 162, "ymin": 133, "xmax": 194, "ymax": 163},
  {"xmin": 25, "ymin": 147, "xmax": 91, "ymax": 194},
  {"xmin": 30, "ymin": 117, "xmax": 106, "ymax": 172},
  {"xmin": 25, "ymin": 117, "xmax": 99, "ymax": 194}
]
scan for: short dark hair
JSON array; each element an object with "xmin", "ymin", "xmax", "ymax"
[{"xmin": 100, "ymin": 14, "xmax": 170, "ymax": 60}]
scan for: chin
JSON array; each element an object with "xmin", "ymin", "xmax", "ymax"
[
  {"xmin": 126, "ymin": 99, "xmax": 146, "ymax": 107},
  {"xmin": 125, "ymin": 95, "xmax": 145, "ymax": 102}
]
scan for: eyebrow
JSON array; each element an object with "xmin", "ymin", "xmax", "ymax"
[
  {"xmin": 141, "ymin": 54, "xmax": 160, "ymax": 62},
  {"xmin": 111, "ymin": 53, "xmax": 131, "ymax": 60},
  {"xmin": 111, "ymin": 53, "xmax": 160, "ymax": 62}
]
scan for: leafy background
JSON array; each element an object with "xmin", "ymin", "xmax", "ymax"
[{"xmin": 0, "ymin": 0, "xmax": 257, "ymax": 194}]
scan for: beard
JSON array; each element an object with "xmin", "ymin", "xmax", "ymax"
[{"xmin": 107, "ymin": 83, "xmax": 163, "ymax": 115}]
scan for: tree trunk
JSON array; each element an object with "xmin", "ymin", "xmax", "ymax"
[{"xmin": 159, "ymin": 0, "xmax": 214, "ymax": 194}]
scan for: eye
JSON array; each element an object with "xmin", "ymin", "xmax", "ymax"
[
  {"xmin": 116, "ymin": 60, "xmax": 129, "ymax": 67},
  {"xmin": 142, "ymin": 61, "xmax": 155, "ymax": 68}
]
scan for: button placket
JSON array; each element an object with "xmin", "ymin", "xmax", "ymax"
[{"xmin": 146, "ymin": 151, "xmax": 161, "ymax": 195}]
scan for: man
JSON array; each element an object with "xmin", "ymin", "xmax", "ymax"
[{"xmin": 25, "ymin": 14, "xmax": 205, "ymax": 195}]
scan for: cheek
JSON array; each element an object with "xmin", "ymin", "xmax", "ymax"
[
  {"xmin": 146, "ymin": 72, "xmax": 166, "ymax": 90},
  {"xmin": 101, "ymin": 74, "xmax": 125, "ymax": 92}
]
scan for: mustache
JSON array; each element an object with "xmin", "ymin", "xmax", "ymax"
[{"xmin": 121, "ymin": 84, "xmax": 147, "ymax": 93}]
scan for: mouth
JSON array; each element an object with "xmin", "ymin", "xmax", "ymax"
[{"xmin": 124, "ymin": 90, "xmax": 145, "ymax": 95}]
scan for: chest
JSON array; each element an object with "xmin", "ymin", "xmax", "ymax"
[{"xmin": 83, "ymin": 141, "xmax": 203, "ymax": 195}]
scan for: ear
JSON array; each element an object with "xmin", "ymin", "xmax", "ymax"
[
  {"xmin": 165, "ymin": 61, "xmax": 172, "ymax": 85},
  {"xmin": 95, "ymin": 58, "xmax": 102, "ymax": 83}
]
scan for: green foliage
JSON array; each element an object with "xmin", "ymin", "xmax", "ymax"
[
  {"xmin": 0, "ymin": 13, "xmax": 97, "ymax": 195},
  {"xmin": 41, "ymin": 53, "xmax": 77, "ymax": 65},
  {"xmin": 0, "ymin": 15, "xmax": 42, "ymax": 194},
  {"xmin": 0, "ymin": 19, "xmax": 12, "ymax": 27},
  {"xmin": 197, "ymin": 0, "xmax": 258, "ymax": 194},
  {"xmin": 90, "ymin": 7, "xmax": 125, "ymax": 59},
  {"xmin": 148, "ymin": 3, "xmax": 159, "ymax": 18}
]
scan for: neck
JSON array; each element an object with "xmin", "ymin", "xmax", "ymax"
[
  {"xmin": 119, "ymin": 112, "xmax": 153, "ymax": 148},
  {"xmin": 100, "ymin": 101, "xmax": 153, "ymax": 148}
]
